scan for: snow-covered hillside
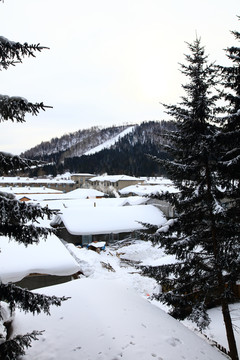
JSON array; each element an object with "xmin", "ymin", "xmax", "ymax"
[
  {"xmin": 84, "ymin": 125, "xmax": 135, "ymax": 155},
  {"xmin": 22, "ymin": 124, "xmax": 132, "ymax": 159}
]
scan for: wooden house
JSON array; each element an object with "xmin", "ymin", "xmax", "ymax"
[
  {"xmin": 0, "ymin": 234, "xmax": 80, "ymax": 290},
  {"xmin": 50, "ymin": 204, "xmax": 166, "ymax": 246}
]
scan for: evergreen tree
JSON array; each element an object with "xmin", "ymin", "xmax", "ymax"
[
  {"xmin": 142, "ymin": 38, "xmax": 239, "ymax": 360},
  {"xmin": 0, "ymin": 12, "xmax": 67, "ymax": 360},
  {"xmin": 218, "ymin": 16, "xmax": 240, "ymax": 187}
]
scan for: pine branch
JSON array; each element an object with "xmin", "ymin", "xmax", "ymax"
[
  {"xmin": 0, "ymin": 283, "xmax": 69, "ymax": 315},
  {"xmin": 0, "ymin": 330, "xmax": 44, "ymax": 360},
  {"xmin": 0, "ymin": 224, "xmax": 52, "ymax": 244},
  {"xmin": 0, "ymin": 193, "xmax": 54, "ymax": 224},
  {"xmin": 0, "ymin": 193, "xmax": 56, "ymax": 243},
  {"xmin": 0, "ymin": 95, "xmax": 52, "ymax": 123},
  {"xmin": 0, "ymin": 151, "xmax": 41, "ymax": 173},
  {"xmin": 0, "ymin": 36, "xmax": 49, "ymax": 70}
]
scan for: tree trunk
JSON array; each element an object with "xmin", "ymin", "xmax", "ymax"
[
  {"xmin": 221, "ymin": 300, "xmax": 239, "ymax": 360},
  {"xmin": 205, "ymin": 163, "xmax": 239, "ymax": 360}
]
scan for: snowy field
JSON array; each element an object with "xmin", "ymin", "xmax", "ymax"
[{"xmin": 12, "ymin": 239, "xmax": 239, "ymax": 360}]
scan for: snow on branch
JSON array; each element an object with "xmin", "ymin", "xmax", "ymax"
[
  {"xmin": 0, "ymin": 331, "xmax": 44, "ymax": 360},
  {"xmin": 0, "ymin": 36, "xmax": 49, "ymax": 70},
  {"xmin": 0, "ymin": 192, "xmax": 54, "ymax": 224},
  {"xmin": 0, "ymin": 151, "xmax": 40, "ymax": 173},
  {"xmin": 0, "ymin": 223, "xmax": 52, "ymax": 245},
  {"xmin": 0, "ymin": 283, "xmax": 69, "ymax": 315},
  {"xmin": 0, "ymin": 95, "xmax": 52, "ymax": 123},
  {"xmin": 0, "ymin": 192, "xmax": 56, "ymax": 244}
]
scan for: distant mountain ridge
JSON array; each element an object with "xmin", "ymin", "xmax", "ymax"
[
  {"xmin": 23, "ymin": 121, "xmax": 175, "ymax": 176},
  {"xmin": 22, "ymin": 124, "xmax": 131, "ymax": 160}
]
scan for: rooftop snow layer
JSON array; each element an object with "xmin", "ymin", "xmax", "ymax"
[
  {"xmin": 0, "ymin": 235, "xmax": 80, "ymax": 283},
  {"xmin": 51, "ymin": 204, "xmax": 166, "ymax": 235},
  {"xmin": 89, "ymin": 174, "xmax": 142, "ymax": 183}
]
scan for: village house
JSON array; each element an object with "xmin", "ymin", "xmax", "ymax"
[
  {"xmin": 0, "ymin": 175, "xmax": 76, "ymax": 192},
  {"xmin": 70, "ymin": 173, "xmax": 96, "ymax": 187},
  {"xmin": 88, "ymin": 174, "xmax": 145, "ymax": 191},
  {"xmin": 1, "ymin": 186, "xmax": 63, "ymax": 201},
  {"xmin": 119, "ymin": 183, "xmax": 179, "ymax": 218},
  {"xmin": 50, "ymin": 204, "xmax": 166, "ymax": 246},
  {"xmin": 0, "ymin": 234, "xmax": 80, "ymax": 290},
  {"xmin": 62, "ymin": 188, "xmax": 105, "ymax": 200}
]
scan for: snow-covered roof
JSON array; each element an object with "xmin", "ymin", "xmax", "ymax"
[
  {"xmin": 71, "ymin": 173, "xmax": 96, "ymax": 176},
  {"xmin": 0, "ymin": 235, "xmax": 80, "ymax": 283},
  {"xmin": 62, "ymin": 188, "xmax": 105, "ymax": 199},
  {"xmin": 0, "ymin": 176, "xmax": 75, "ymax": 184},
  {"xmin": 89, "ymin": 174, "xmax": 142, "ymax": 183},
  {"xmin": 22, "ymin": 188, "xmax": 105, "ymax": 201},
  {"xmin": 1, "ymin": 186, "xmax": 63, "ymax": 195},
  {"xmin": 140, "ymin": 176, "xmax": 175, "ymax": 185},
  {"xmin": 51, "ymin": 204, "xmax": 166, "ymax": 235},
  {"xmin": 36, "ymin": 196, "xmax": 146, "ymax": 212},
  {"xmin": 119, "ymin": 183, "xmax": 178, "ymax": 196}
]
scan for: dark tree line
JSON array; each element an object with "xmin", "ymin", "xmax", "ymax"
[{"xmin": 64, "ymin": 140, "xmax": 171, "ymax": 176}]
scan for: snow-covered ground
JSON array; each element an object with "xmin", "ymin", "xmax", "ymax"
[{"xmin": 12, "ymin": 239, "xmax": 239, "ymax": 360}]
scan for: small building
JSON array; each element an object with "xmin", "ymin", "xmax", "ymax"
[
  {"xmin": 50, "ymin": 204, "xmax": 166, "ymax": 246},
  {"xmin": 0, "ymin": 234, "xmax": 80, "ymax": 290},
  {"xmin": 70, "ymin": 173, "xmax": 96, "ymax": 188},
  {"xmin": 63, "ymin": 188, "xmax": 105, "ymax": 200},
  {"xmin": 1, "ymin": 186, "xmax": 63, "ymax": 202},
  {"xmin": 0, "ymin": 176, "xmax": 76, "ymax": 192},
  {"xmin": 88, "ymin": 174, "xmax": 145, "ymax": 191},
  {"xmin": 119, "ymin": 183, "xmax": 179, "ymax": 218}
]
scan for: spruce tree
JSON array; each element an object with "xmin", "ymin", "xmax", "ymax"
[
  {"xmin": 0, "ymin": 14, "xmax": 67, "ymax": 360},
  {"xmin": 218, "ymin": 16, "xmax": 240, "ymax": 187},
  {"xmin": 142, "ymin": 38, "xmax": 239, "ymax": 360}
]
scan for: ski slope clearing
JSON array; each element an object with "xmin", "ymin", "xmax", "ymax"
[{"xmin": 84, "ymin": 126, "xmax": 135, "ymax": 155}]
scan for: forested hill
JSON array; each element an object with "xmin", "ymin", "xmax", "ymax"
[
  {"xmin": 23, "ymin": 121, "xmax": 175, "ymax": 177},
  {"xmin": 22, "ymin": 124, "xmax": 131, "ymax": 160}
]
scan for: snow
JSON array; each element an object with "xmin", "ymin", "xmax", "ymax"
[
  {"xmin": 31, "ymin": 196, "xmax": 147, "ymax": 213},
  {"xmin": 119, "ymin": 184, "xmax": 178, "ymax": 196},
  {"xmin": 141, "ymin": 177, "xmax": 176, "ymax": 186},
  {"xmin": 89, "ymin": 174, "xmax": 142, "ymax": 183},
  {"xmin": 71, "ymin": 173, "xmax": 96, "ymax": 176},
  {"xmin": 0, "ymin": 186, "xmax": 63, "ymax": 195},
  {"xmin": 0, "ymin": 176, "xmax": 74, "ymax": 185},
  {"xmin": 88, "ymin": 241, "xmax": 106, "ymax": 249},
  {"xmin": 51, "ymin": 205, "xmax": 166, "ymax": 235},
  {"xmin": 1, "ymin": 182, "xmax": 239, "ymax": 359},
  {"xmin": 0, "ymin": 234, "xmax": 80, "ymax": 283},
  {"xmin": 84, "ymin": 126, "xmax": 135, "ymax": 155},
  {"xmin": 12, "ymin": 239, "xmax": 232, "ymax": 360},
  {"xmin": 61, "ymin": 188, "xmax": 105, "ymax": 199},
  {"xmin": 184, "ymin": 304, "xmax": 240, "ymax": 355}
]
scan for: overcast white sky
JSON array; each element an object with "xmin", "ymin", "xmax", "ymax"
[{"xmin": 0, "ymin": 0, "xmax": 240, "ymax": 154}]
